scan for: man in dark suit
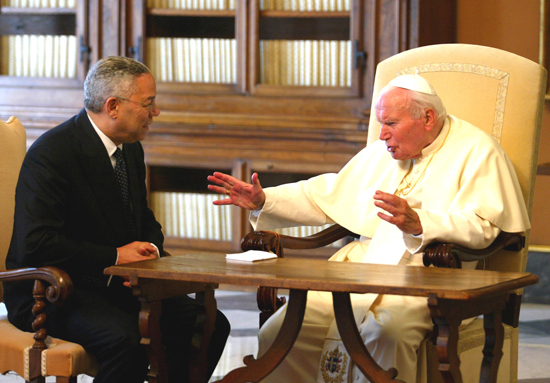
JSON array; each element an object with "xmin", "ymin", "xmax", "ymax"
[{"xmin": 4, "ymin": 56, "xmax": 230, "ymax": 383}]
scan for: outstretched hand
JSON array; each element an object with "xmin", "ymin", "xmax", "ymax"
[
  {"xmin": 373, "ymin": 190, "xmax": 423, "ymax": 235},
  {"xmin": 207, "ymin": 172, "xmax": 266, "ymax": 210}
]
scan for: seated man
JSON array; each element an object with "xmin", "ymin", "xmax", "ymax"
[
  {"xmin": 5, "ymin": 56, "xmax": 229, "ymax": 383},
  {"xmin": 207, "ymin": 74, "xmax": 529, "ymax": 383}
]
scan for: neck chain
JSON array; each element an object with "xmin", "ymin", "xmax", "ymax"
[{"xmin": 395, "ymin": 120, "xmax": 451, "ymax": 197}]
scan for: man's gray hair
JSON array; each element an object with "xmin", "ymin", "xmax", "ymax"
[
  {"xmin": 406, "ymin": 89, "xmax": 447, "ymax": 126},
  {"xmin": 84, "ymin": 56, "xmax": 151, "ymax": 113}
]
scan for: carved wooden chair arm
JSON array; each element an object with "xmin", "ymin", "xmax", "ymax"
[
  {"xmin": 0, "ymin": 266, "xmax": 74, "ymax": 351},
  {"xmin": 423, "ymin": 231, "xmax": 525, "ymax": 269},
  {"xmin": 423, "ymin": 231, "xmax": 526, "ymax": 327},
  {"xmin": 241, "ymin": 224, "xmax": 357, "ymax": 256},
  {"xmin": 241, "ymin": 224, "xmax": 357, "ymax": 326}
]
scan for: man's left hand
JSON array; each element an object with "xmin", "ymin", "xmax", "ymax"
[{"xmin": 373, "ymin": 190, "xmax": 423, "ymax": 235}]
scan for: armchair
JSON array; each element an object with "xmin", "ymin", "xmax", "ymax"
[
  {"xmin": 0, "ymin": 116, "xmax": 99, "ymax": 383},
  {"xmin": 242, "ymin": 43, "xmax": 547, "ymax": 382}
]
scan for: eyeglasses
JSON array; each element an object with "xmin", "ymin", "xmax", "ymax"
[{"xmin": 115, "ymin": 97, "xmax": 157, "ymax": 113}]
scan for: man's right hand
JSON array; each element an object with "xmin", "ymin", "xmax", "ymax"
[
  {"xmin": 116, "ymin": 241, "xmax": 159, "ymax": 265},
  {"xmin": 207, "ymin": 172, "xmax": 266, "ymax": 210}
]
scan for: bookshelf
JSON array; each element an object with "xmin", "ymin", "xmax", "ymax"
[
  {"xmin": 0, "ymin": 0, "xmax": 456, "ymax": 255},
  {"xmin": 0, "ymin": 0, "xmax": 89, "ymax": 83},
  {"xmin": 147, "ymin": 164, "xmax": 238, "ymax": 252}
]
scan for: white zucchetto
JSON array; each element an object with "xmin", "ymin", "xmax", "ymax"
[{"xmin": 388, "ymin": 74, "xmax": 437, "ymax": 95}]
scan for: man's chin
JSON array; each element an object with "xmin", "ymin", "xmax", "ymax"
[{"xmin": 389, "ymin": 151, "xmax": 401, "ymax": 160}]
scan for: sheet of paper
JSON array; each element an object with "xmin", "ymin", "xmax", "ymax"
[{"xmin": 226, "ymin": 250, "xmax": 278, "ymax": 262}]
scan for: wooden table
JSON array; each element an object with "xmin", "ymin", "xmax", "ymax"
[{"xmin": 104, "ymin": 253, "xmax": 538, "ymax": 383}]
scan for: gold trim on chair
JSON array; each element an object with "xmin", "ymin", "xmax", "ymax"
[
  {"xmin": 23, "ymin": 345, "xmax": 31, "ymax": 382},
  {"xmin": 397, "ymin": 64, "xmax": 510, "ymax": 142}
]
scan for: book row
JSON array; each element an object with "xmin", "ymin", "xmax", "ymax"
[
  {"xmin": 150, "ymin": 192, "xmax": 234, "ymax": 241},
  {"xmin": 146, "ymin": 0, "xmax": 349, "ymax": 11},
  {"xmin": 147, "ymin": 0, "xmax": 235, "ymax": 11},
  {"xmin": 260, "ymin": 0, "xmax": 349, "ymax": 11},
  {"xmin": 260, "ymin": 39, "xmax": 351, "ymax": 87},
  {"xmin": 0, "ymin": 35, "xmax": 77, "ymax": 78},
  {"xmin": 146, "ymin": 37, "xmax": 351, "ymax": 87},
  {"xmin": 147, "ymin": 37, "xmax": 237, "ymax": 84},
  {"xmin": 150, "ymin": 191, "xmax": 343, "ymax": 247},
  {"xmin": 0, "ymin": 0, "xmax": 75, "ymax": 7}
]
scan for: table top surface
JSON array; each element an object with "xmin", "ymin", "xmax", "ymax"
[{"xmin": 104, "ymin": 252, "xmax": 538, "ymax": 300}]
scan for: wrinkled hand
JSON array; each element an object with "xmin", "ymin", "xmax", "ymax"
[
  {"xmin": 207, "ymin": 172, "xmax": 266, "ymax": 210},
  {"xmin": 373, "ymin": 190, "xmax": 423, "ymax": 235}
]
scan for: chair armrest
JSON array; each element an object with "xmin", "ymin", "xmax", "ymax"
[
  {"xmin": 423, "ymin": 231, "xmax": 526, "ymax": 328},
  {"xmin": 0, "ymin": 266, "xmax": 73, "ymax": 305},
  {"xmin": 0, "ymin": 266, "xmax": 74, "ymax": 351},
  {"xmin": 241, "ymin": 225, "xmax": 357, "ymax": 326},
  {"xmin": 423, "ymin": 231, "xmax": 525, "ymax": 269},
  {"xmin": 241, "ymin": 224, "xmax": 358, "ymax": 256}
]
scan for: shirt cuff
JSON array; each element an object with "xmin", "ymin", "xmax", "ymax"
[
  {"xmin": 149, "ymin": 243, "xmax": 160, "ymax": 258},
  {"xmin": 107, "ymin": 250, "xmax": 121, "ymax": 286}
]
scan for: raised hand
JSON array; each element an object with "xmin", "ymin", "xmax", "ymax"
[
  {"xmin": 373, "ymin": 190, "xmax": 423, "ymax": 235},
  {"xmin": 207, "ymin": 172, "xmax": 266, "ymax": 210}
]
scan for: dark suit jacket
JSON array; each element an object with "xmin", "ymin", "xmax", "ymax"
[{"xmin": 4, "ymin": 108, "xmax": 164, "ymax": 328}]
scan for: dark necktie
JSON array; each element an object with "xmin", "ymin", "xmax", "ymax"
[{"xmin": 114, "ymin": 147, "xmax": 137, "ymax": 235}]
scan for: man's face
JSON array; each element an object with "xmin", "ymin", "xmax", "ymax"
[
  {"xmin": 115, "ymin": 73, "xmax": 160, "ymax": 144},
  {"xmin": 375, "ymin": 87, "xmax": 430, "ymax": 161}
]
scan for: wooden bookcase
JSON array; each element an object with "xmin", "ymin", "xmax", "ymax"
[
  {"xmin": 0, "ymin": 0, "xmax": 456, "ymax": 255},
  {"xmin": 0, "ymin": 0, "xmax": 90, "ymax": 142}
]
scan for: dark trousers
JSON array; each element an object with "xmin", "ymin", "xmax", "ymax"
[{"xmin": 43, "ymin": 282, "xmax": 230, "ymax": 383}]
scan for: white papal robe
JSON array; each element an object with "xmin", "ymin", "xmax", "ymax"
[{"xmin": 251, "ymin": 116, "xmax": 530, "ymax": 383}]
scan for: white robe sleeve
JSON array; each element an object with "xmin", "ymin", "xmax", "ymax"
[
  {"xmin": 403, "ymin": 209, "xmax": 501, "ymax": 254},
  {"xmin": 251, "ymin": 178, "xmax": 336, "ymax": 231}
]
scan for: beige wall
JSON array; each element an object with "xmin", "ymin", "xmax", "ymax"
[{"xmin": 456, "ymin": 0, "xmax": 550, "ymax": 247}]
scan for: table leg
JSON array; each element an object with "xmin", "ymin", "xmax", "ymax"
[
  {"xmin": 138, "ymin": 299, "xmax": 168, "ymax": 383},
  {"xmin": 215, "ymin": 289, "xmax": 308, "ymax": 383},
  {"xmin": 480, "ymin": 310, "xmax": 504, "ymax": 383},
  {"xmin": 428, "ymin": 294, "xmax": 507, "ymax": 383},
  {"xmin": 331, "ymin": 292, "xmax": 402, "ymax": 383},
  {"xmin": 429, "ymin": 314, "xmax": 462, "ymax": 383},
  {"xmin": 190, "ymin": 290, "xmax": 218, "ymax": 383}
]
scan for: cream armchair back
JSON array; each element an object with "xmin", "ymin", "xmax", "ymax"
[
  {"xmin": 367, "ymin": 43, "xmax": 546, "ymax": 383},
  {"xmin": 0, "ymin": 116, "xmax": 99, "ymax": 382},
  {"xmin": 0, "ymin": 116, "xmax": 26, "ymax": 301},
  {"xmin": 367, "ymin": 44, "xmax": 546, "ymax": 279}
]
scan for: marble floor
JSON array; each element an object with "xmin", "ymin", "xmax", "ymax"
[{"xmin": 1, "ymin": 288, "xmax": 549, "ymax": 383}]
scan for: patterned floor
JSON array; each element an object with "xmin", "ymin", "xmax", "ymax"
[{"xmin": 1, "ymin": 289, "xmax": 549, "ymax": 382}]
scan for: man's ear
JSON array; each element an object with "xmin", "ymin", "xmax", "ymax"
[
  {"xmin": 424, "ymin": 108, "xmax": 437, "ymax": 131},
  {"xmin": 105, "ymin": 97, "xmax": 119, "ymax": 118}
]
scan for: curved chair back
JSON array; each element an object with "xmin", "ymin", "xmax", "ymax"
[
  {"xmin": 0, "ymin": 116, "xmax": 26, "ymax": 302},
  {"xmin": 367, "ymin": 43, "xmax": 547, "ymax": 274}
]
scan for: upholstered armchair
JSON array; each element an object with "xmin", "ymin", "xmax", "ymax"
[
  {"xmin": 242, "ymin": 43, "xmax": 547, "ymax": 383},
  {"xmin": 0, "ymin": 116, "xmax": 99, "ymax": 383}
]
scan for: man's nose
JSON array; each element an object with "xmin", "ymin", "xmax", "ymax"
[
  {"xmin": 379, "ymin": 125, "xmax": 390, "ymax": 140},
  {"xmin": 151, "ymin": 103, "xmax": 160, "ymax": 117}
]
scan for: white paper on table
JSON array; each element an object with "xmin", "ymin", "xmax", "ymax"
[{"xmin": 226, "ymin": 250, "xmax": 278, "ymax": 262}]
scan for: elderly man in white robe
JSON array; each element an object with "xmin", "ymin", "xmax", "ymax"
[{"xmin": 207, "ymin": 75, "xmax": 530, "ymax": 383}]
